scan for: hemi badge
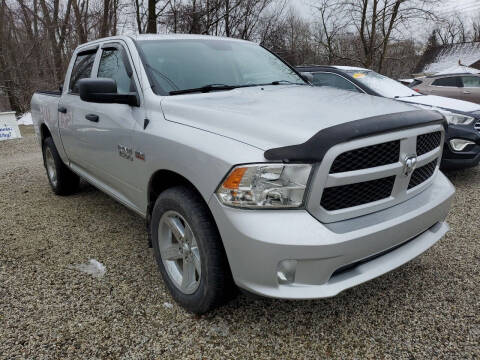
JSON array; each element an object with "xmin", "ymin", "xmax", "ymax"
[{"xmin": 135, "ymin": 151, "xmax": 145, "ymax": 161}]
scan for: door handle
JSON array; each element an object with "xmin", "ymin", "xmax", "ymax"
[
  {"xmin": 58, "ymin": 106, "xmax": 67, "ymax": 114},
  {"xmin": 463, "ymin": 90, "xmax": 471, "ymax": 94},
  {"xmin": 85, "ymin": 114, "xmax": 99, "ymax": 122}
]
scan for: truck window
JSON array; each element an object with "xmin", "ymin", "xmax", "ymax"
[
  {"xmin": 97, "ymin": 48, "xmax": 132, "ymax": 94},
  {"xmin": 312, "ymin": 72, "xmax": 361, "ymax": 93},
  {"xmin": 69, "ymin": 51, "xmax": 96, "ymax": 94}
]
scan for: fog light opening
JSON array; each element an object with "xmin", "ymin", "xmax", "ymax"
[
  {"xmin": 450, "ymin": 138, "xmax": 475, "ymax": 152},
  {"xmin": 277, "ymin": 260, "xmax": 297, "ymax": 285}
]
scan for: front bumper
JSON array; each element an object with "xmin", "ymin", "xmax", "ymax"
[
  {"xmin": 208, "ymin": 172, "xmax": 454, "ymax": 299},
  {"xmin": 442, "ymin": 124, "xmax": 480, "ymax": 170}
]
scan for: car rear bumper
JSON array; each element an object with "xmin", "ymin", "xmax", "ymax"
[{"xmin": 209, "ymin": 172, "xmax": 454, "ymax": 299}]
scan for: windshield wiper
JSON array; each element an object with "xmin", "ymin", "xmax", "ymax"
[
  {"xmin": 169, "ymin": 81, "xmax": 306, "ymax": 95},
  {"xmin": 170, "ymin": 84, "xmax": 237, "ymax": 95}
]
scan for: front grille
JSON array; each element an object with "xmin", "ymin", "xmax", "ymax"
[
  {"xmin": 330, "ymin": 140, "xmax": 400, "ymax": 173},
  {"xmin": 312, "ymin": 125, "xmax": 444, "ymax": 222},
  {"xmin": 417, "ymin": 132, "xmax": 441, "ymax": 156},
  {"xmin": 408, "ymin": 159, "xmax": 438, "ymax": 189},
  {"xmin": 321, "ymin": 176, "xmax": 395, "ymax": 211},
  {"xmin": 474, "ymin": 122, "xmax": 480, "ymax": 131}
]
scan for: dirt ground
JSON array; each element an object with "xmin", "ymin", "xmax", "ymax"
[{"xmin": 1, "ymin": 127, "xmax": 479, "ymax": 359}]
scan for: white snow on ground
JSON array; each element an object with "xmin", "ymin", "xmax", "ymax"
[
  {"xmin": 163, "ymin": 302, "xmax": 173, "ymax": 309},
  {"xmin": 69, "ymin": 259, "xmax": 106, "ymax": 278},
  {"xmin": 17, "ymin": 112, "xmax": 33, "ymax": 125}
]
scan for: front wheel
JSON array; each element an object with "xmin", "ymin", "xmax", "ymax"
[{"xmin": 151, "ymin": 186, "xmax": 235, "ymax": 313}]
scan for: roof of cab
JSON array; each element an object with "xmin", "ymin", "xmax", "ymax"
[
  {"xmin": 75, "ymin": 34, "xmax": 254, "ymax": 51},
  {"xmin": 129, "ymin": 34, "xmax": 252, "ymax": 43}
]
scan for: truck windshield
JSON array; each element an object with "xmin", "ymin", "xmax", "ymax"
[
  {"xmin": 344, "ymin": 70, "xmax": 420, "ymax": 98},
  {"xmin": 137, "ymin": 39, "xmax": 305, "ymax": 95}
]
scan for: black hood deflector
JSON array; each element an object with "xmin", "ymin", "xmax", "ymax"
[{"xmin": 264, "ymin": 110, "xmax": 447, "ymax": 162}]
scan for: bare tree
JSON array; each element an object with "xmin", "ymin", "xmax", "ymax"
[
  {"xmin": 435, "ymin": 14, "xmax": 470, "ymax": 45},
  {"xmin": 311, "ymin": 0, "xmax": 348, "ymax": 64},
  {"xmin": 311, "ymin": 0, "xmax": 439, "ymax": 72}
]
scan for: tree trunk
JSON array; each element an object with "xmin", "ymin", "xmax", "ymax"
[
  {"xmin": 225, "ymin": 0, "xmax": 230, "ymax": 37},
  {"xmin": 146, "ymin": 0, "xmax": 157, "ymax": 33},
  {"xmin": 378, "ymin": 0, "xmax": 401, "ymax": 73},
  {"xmin": 100, "ymin": 0, "xmax": 111, "ymax": 37}
]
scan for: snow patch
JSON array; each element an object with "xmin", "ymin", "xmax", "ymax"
[
  {"xmin": 163, "ymin": 302, "xmax": 173, "ymax": 309},
  {"xmin": 69, "ymin": 259, "xmax": 106, "ymax": 278},
  {"xmin": 17, "ymin": 112, "xmax": 33, "ymax": 125}
]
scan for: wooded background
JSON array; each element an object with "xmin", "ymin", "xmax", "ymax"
[{"xmin": 1, "ymin": 0, "xmax": 480, "ymax": 113}]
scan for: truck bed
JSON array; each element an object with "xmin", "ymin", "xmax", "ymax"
[
  {"xmin": 31, "ymin": 91, "xmax": 61, "ymax": 148},
  {"xmin": 35, "ymin": 90, "xmax": 62, "ymax": 97}
]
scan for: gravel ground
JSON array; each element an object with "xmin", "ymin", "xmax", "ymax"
[{"xmin": 1, "ymin": 127, "xmax": 479, "ymax": 359}]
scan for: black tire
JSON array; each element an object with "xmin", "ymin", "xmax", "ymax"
[
  {"xmin": 151, "ymin": 186, "xmax": 236, "ymax": 314},
  {"xmin": 42, "ymin": 137, "xmax": 80, "ymax": 195}
]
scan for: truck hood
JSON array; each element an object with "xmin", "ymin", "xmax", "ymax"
[
  {"xmin": 397, "ymin": 94, "xmax": 480, "ymax": 114},
  {"xmin": 161, "ymin": 85, "xmax": 418, "ymax": 150}
]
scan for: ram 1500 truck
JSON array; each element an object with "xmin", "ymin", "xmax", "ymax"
[{"xmin": 31, "ymin": 35, "xmax": 454, "ymax": 314}]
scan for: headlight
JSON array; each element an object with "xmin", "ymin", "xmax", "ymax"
[
  {"xmin": 442, "ymin": 112, "xmax": 475, "ymax": 125},
  {"xmin": 414, "ymin": 105, "xmax": 475, "ymax": 125},
  {"xmin": 216, "ymin": 163, "xmax": 312, "ymax": 208}
]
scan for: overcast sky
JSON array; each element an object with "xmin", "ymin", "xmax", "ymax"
[
  {"xmin": 293, "ymin": 0, "xmax": 480, "ymax": 42},
  {"xmin": 438, "ymin": 0, "xmax": 480, "ymax": 17},
  {"xmin": 295, "ymin": 0, "xmax": 480, "ymax": 19}
]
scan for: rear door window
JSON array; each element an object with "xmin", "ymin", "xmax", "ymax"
[
  {"xmin": 69, "ymin": 51, "xmax": 97, "ymax": 94},
  {"xmin": 432, "ymin": 77, "xmax": 461, "ymax": 87},
  {"xmin": 461, "ymin": 76, "xmax": 480, "ymax": 88},
  {"xmin": 312, "ymin": 72, "xmax": 361, "ymax": 93}
]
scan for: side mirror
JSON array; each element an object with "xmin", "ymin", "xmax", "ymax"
[
  {"xmin": 300, "ymin": 72, "xmax": 314, "ymax": 83},
  {"xmin": 78, "ymin": 78, "xmax": 139, "ymax": 107}
]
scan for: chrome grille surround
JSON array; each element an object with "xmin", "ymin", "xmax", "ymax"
[{"xmin": 307, "ymin": 124, "xmax": 445, "ymax": 223}]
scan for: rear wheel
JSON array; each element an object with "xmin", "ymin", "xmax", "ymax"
[
  {"xmin": 42, "ymin": 137, "xmax": 80, "ymax": 195},
  {"xmin": 151, "ymin": 186, "xmax": 235, "ymax": 313}
]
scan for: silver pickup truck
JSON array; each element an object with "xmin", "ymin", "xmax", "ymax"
[{"xmin": 32, "ymin": 34, "xmax": 454, "ymax": 314}]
